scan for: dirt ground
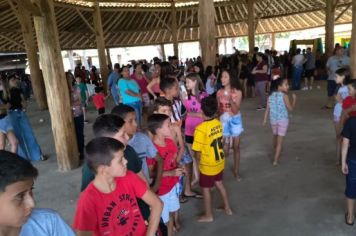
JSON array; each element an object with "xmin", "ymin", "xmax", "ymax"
[{"xmin": 26, "ymin": 82, "xmax": 355, "ymax": 235}]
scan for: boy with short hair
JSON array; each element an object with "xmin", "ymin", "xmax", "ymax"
[
  {"xmin": 73, "ymin": 137, "xmax": 163, "ymax": 235},
  {"xmin": 192, "ymin": 96, "xmax": 232, "ymax": 222},
  {"xmin": 111, "ymin": 104, "xmax": 163, "ymax": 191},
  {"xmin": 80, "ymin": 114, "xmax": 145, "ymax": 191},
  {"xmin": 147, "ymin": 114, "xmax": 184, "ymax": 236},
  {"xmin": 92, "ymin": 86, "xmax": 106, "ymax": 115},
  {"xmin": 0, "ymin": 150, "xmax": 74, "ymax": 236}
]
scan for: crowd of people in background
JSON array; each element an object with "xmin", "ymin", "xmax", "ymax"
[{"xmin": 1, "ymin": 42, "xmax": 356, "ymax": 235}]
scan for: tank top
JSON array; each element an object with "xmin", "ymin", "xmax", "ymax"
[
  {"xmin": 269, "ymin": 91, "xmax": 288, "ymax": 122},
  {"xmin": 183, "ymin": 92, "xmax": 207, "ymax": 136}
]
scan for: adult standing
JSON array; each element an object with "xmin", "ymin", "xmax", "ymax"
[
  {"xmin": 66, "ymin": 72, "xmax": 84, "ymax": 161},
  {"xmin": 107, "ymin": 63, "xmax": 120, "ymax": 105},
  {"xmin": 131, "ymin": 63, "xmax": 150, "ymax": 107},
  {"xmin": 6, "ymin": 76, "xmax": 43, "ymax": 161},
  {"xmin": 291, "ymin": 49, "xmax": 306, "ymax": 90},
  {"xmin": 302, "ymin": 47, "xmax": 316, "ymax": 90},
  {"xmin": 118, "ymin": 66, "xmax": 142, "ymax": 126},
  {"xmin": 325, "ymin": 47, "xmax": 350, "ymax": 109},
  {"xmin": 252, "ymin": 53, "xmax": 269, "ymax": 110}
]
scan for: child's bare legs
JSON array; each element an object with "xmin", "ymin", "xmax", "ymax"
[
  {"xmin": 168, "ymin": 212, "xmax": 175, "ymax": 236},
  {"xmin": 232, "ymin": 137, "xmax": 241, "ymax": 180},
  {"xmin": 197, "ymin": 187, "xmax": 213, "ymax": 222},
  {"xmin": 215, "ymin": 181, "xmax": 232, "ymax": 215},
  {"xmin": 183, "ymin": 162, "xmax": 196, "ymax": 196},
  {"xmin": 6, "ymin": 131, "xmax": 18, "ymax": 153},
  {"xmin": 173, "ymin": 211, "xmax": 181, "ymax": 232},
  {"xmin": 346, "ymin": 198, "xmax": 355, "ymax": 224},
  {"xmin": 186, "ymin": 143, "xmax": 199, "ymax": 189},
  {"xmin": 273, "ymin": 136, "xmax": 284, "ymax": 165}
]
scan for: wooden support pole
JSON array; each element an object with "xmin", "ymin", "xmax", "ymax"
[
  {"xmin": 271, "ymin": 33, "xmax": 276, "ymax": 50},
  {"xmin": 325, "ymin": 0, "xmax": 336, "ymax": 57},
  {"xmin": 106, "ymin": 47, "xmax": 112, "ymax": 68},
  {"xmin": 199, "ymin": 0, "xmax": 216, "ymax": 68},
  {"xmin": 160, "ymin": 43, "xmax": 166, "ymax": 61},
  {"xmin": 248, "ymin": 0, "xmax": 255, "ymax": 54},
  {"xmin": 350, "ymin": 0, "xmax": 356, "ymax": 78},
  {"xmin": 13, "ymin": 2, "xmax": 48, "ymax": 110},
  {"xmin": 171, "ymin": 3, "xmax": 179, "ymax": 57},
  {"xmin": 93, "ymin": 2, "xmax": 109, "ymax": 91},
  {"xmin": 31, "ymin": 0, "xmax": 79, "ymax": 171}
]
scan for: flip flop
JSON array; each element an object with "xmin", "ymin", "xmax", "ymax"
[
  {"xmin": 345, "ymin": 213, "xmax": 354, "ymax": 226},
  {"xmin": 184, "ymin": 193, "xmax": 203, "ymax": 199},
  {"xmin": 179, "ymin": 195, "xmax": 188, "ymax": 204}
]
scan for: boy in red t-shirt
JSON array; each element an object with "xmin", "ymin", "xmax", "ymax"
[
  {"xmin": 92, "ymin": 86, "xmax": 106, "ymax": 115},
  {"xmin": 147, "ymin": 113, "xmax": 184, "ymax": 236},
  {"xmin": 73, "ymin": 137, "xmax": 163, "ymax": 236}
]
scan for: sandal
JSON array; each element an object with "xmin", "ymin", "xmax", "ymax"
[
  {"xmin": 345, "ymin": 213, "xmax": 354, "ymax": 226},
  {"xmin": 184, "ymin": 191, "xmax": 203, "ymax": 199},
  {"xmin": 179, "ymin": 195, "xmax": 188, "ymax": 204}
]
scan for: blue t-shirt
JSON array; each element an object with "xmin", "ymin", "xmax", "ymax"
[
  {"xmin": 107, "ymin": 71, "xmax": 120, "ymax": 104},
  {"xmin": 269, "ymin": 91, "xmax": 288, "ymax": 123},
  {"xmin": 129, "ymin": 132, "xmax": 157, "ymax": 182},
  {"xmin": 20, "ymin": 208, "xmax": 75, "ymax": 236},
  {"xmin": 118, "ymin": 78, "xmax": 141, "ymax": 104}
]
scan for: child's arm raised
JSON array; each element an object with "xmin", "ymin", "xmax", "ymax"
[
  {"xmin": 262, "ymin": 98, "xmax": 270, "ymax": 126},
  {"xmin": 141, "ymin": 190, "xmax": 163, "ymax": 236},
  {"xmin": 283, "ymin": 93, "xmax": 296, "ymax": 112}
]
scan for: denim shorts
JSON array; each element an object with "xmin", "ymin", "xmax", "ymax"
[
  {"xmin": 345, "ymin": 159, "xmax": 356, "ymax": 199},
  {"xmin": 220, "ymin": 112, "xmax": 244, "ymax": 137},
  {"xmin": 0, "ymin": 115, "xmax": 13, "ymax": 134}
]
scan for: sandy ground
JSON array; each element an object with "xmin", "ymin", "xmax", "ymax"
[{"xmin": 25, "ymin": 82, "xmax": 355, "ymax": 235}]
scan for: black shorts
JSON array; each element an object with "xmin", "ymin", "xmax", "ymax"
[
  {"xmin": 185, "ymin": 135, "xmax": 194, "ymax": 144},
  {"xmin": 305, "ymin": 69, "xmax": 315, "ymax": 78},
  {"xmin": 327, "ymin": 80, "xmax": 337, "ymax": 97},
  {"xmin": 98, "ymin": 107, "xmax": 105, "ymax": 115}
]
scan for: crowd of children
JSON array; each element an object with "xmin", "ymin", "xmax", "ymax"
[{"xmin": 2, "ymin": 44, "xmax": 356, "ymax": 235}]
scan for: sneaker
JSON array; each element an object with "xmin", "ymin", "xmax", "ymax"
[
  {"xmin": 84, "ymin": 120, "xmax": 89, "ymax": 124},
  {"xmin": 256, "ymin": 107, "xmax": 265, "ymax": 111},
  {"xmin": 301, "ymin": 87, "xmax": 308, "ymax": 91}
]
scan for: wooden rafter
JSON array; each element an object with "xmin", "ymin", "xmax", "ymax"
[{"xmin": 75, "ymin": 8, "xmax": 96, "ymax": 33}]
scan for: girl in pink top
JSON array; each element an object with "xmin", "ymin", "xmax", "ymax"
[
  {"xmin": 131, "ymin": 63, "xmax": 150, "ymax": 106},
  {"xmin": 216, "ymin": 69, "xmax": 244, "ymax": 181},
  {"xmin": 182, "ymin": 73, "xmax": 207, "ymax": 194},
  {"xmin": 147, "ymin": 62, "xmax": 162, "ymax": 99}
]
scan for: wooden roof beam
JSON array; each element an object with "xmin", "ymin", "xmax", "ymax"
[
  {"xmin": 152, "ymin": 12, "xmax": 171, "ymax": 31},
  {"xmin": 335, "ymin": 3, "xmax": 352, "ymax": 22},
  {"xmin": 14, "ymin": 0, "xmax": 41, "ymax": 16},
  {"xmin": 0, "ymin": 34, "xmax": 25, "ymax": 49},
  {"xmin": 75, "ymin": 8, "xmax": 96, "ymax": 33}
]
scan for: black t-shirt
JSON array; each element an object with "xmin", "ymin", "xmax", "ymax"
[
  {"xmin": 125, "ymin": 145, "xmax": 142, "ymax": 173},
  {"xmin": 341, "ymin": 117, "xmax": 356, "ymax": 160},
  {"xmin": 9, "ymin": 87, "xmax": 23, "ymax": 110}
]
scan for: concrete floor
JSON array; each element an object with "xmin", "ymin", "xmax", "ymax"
[{"xmin": 27, "ymin": 82, "xmax": 355, "ymax": 235}]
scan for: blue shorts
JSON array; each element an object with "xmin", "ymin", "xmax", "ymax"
[
  {"xmin": 220, "ymin": 112, "xmax": 244, "ymax": 137},
  {"xmin": 345, "ymin": 159, "xmax": 356, "ymax": 199},
  {"xmin": 0, "ymin": 115, "xmax": 13, "ymax": 134},
  {"xmin": 159, "ymin": 183, "xmax": 180, "ymax": 223}
]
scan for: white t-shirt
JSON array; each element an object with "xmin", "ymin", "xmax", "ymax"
[
  {"xmin": 292, "ymin": 54, "xmax": 305, "ymax": 67},
  {"xmin": 20, "ymin": 208, "xmax": 75, "ymax": 236}
]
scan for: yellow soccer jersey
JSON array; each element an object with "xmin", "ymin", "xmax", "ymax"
[{"xmin": 192, "ymin": 118, "xmax": 225, "ymax": 176}]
